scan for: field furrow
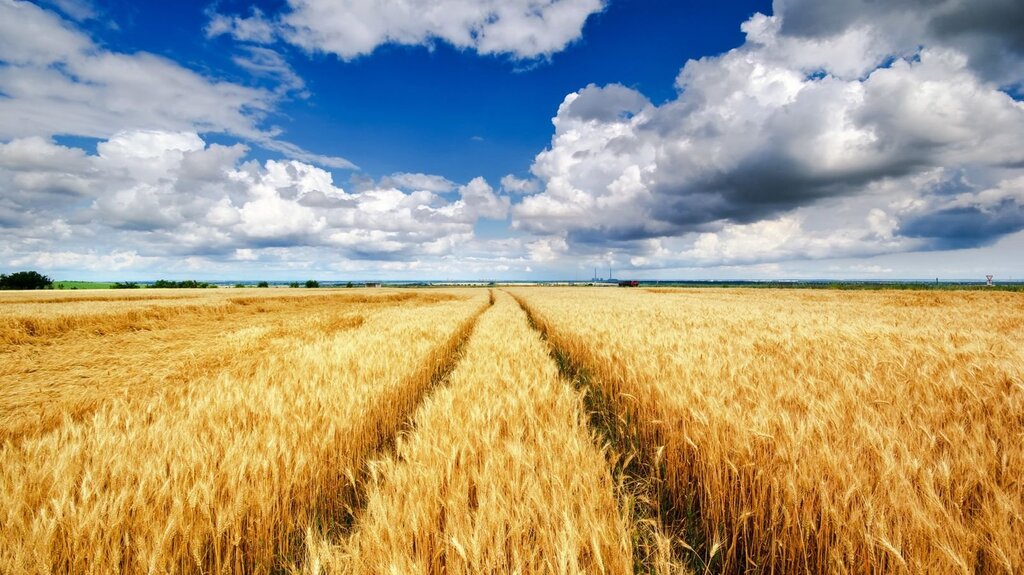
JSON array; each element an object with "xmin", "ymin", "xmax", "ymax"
[
  {"xmin": 511, "ymin": 292, "xmax": 692, "ymax": 574},
  {"xmin": 0, "ymin": 289, "xmax": 489, "ymax": 574},
  {"xmin": 301, "ymin": 292, "xmax": 640, "ymax": 575},
  {"xmin": 511, "ymin": 287, "xmax": 1024, "ymax": 574}
]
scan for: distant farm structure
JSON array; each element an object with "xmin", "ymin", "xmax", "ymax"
[{"xmin": 618, "ymin": 280, "xmax": 639, "ymax": 287}]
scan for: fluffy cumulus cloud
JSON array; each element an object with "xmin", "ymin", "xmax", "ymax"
[
  {"xmin": 500, "ymin": 174, "xmax": 541, "ymax": 195},
  {"xmin": 207, "ymin": 0, "xmax": 606, "ymax": 60},
  {"xmin": 0, "ymin": 0, "xmax": 351, "ymax": 168},
  {"xmin": 512, "ymin": 0, "xmax": 1024, "ymax": 271},
  {"xmin": 0, "ymin": 1, "xmax": 526, "ymax": 278},
  {"xmin": 0, "ymin": 130, "xmax": 510, "ymax": 275}
]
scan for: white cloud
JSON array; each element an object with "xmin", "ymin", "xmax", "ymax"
[
  {"xmin": 41, "ymin": 0, "xmax": 96, "ymax": 22},
  {"xmin": 0, "ymin": 0, "xmax": 268, "ymax": 140},
  {"xmin": 0, "ymin": 130, "xmax": 504, "ymax": 272},
  {"xmin": 514, "ymin": 83, "xmax": 660, "ymax": 237},
  {"xmin": 206, "ymin": 8, "xmax": 276, "ymax": 44},
  {"xmin": 231, "ymin": 46, "xmax": 307, "ymax": 96},
  {"xmin": 259, "ymin": 140, "xmax": 357, "ymax": 170},
  {"xmin": 527, "ymin": 236, "xmax": 568, "ymax": 262},
  {"xmin": 381, "ymin": 172, "xmax": 457, "ymax": 193},
  {"xmin": 512, "ymin": 10, "xmax": 1024, "ymax": 269},
  {"xmin": 828, "ymin": 263, "xmax": 893, "ymax": 274},
  {"xmin": 680, "ymin": 213, "xmax": 911, "ymax": 266},
  {"xmin": 208, "ymin": 0, "xmax": 606, "ymax": 61},
  {"xmin": 0, "ymin": 0, "xmax": 351, "ymax": 169},
  {"xmin": 10, "ymin": 249, "xmax": 148, "ymax": 272},
  {"xmin": 456, "ymin": 177, "xmax": 510, "ymax": 220},
  {"xmin": 740, "ymin": 13, "xmax": 889, "ymax": 80},
  {"xmin": 0, "ymin": 136, "xmax": 91, "ymax": 172},
  {"xmin": 0, "ymin": 0, "xmax": 90, "ymax": 66},
  {"xmin": 500, "ymin": 174, "xmax": 540, "ymax": 195},
  {"xmin": 240, "ymin": 194, "xmax": 326, "ymax": 240}
]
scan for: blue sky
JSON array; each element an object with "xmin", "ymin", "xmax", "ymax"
[
  {"xmin": 2, "ymin": 0, "xmax": 1024, "ymax": 281},
  {"xmin": 91, "ymin": 0, "xmax": 767, "ymax": 183}
]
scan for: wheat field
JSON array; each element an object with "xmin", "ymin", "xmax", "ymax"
[
  {"xmin": 1, "ymin": 286, "xmax": 1021, "ymax": 574},
  {"xmin": 511, "ymin": 288, "xmax": 1024, "ymax": 574},
  {"xmin": 302, "ymin": 291, "xmax": 658, "ymax": 574},
  {"xmin": 1, "ymin": 288, "xmax": 487, "ymax": 573}
]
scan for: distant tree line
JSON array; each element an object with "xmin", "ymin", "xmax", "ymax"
[
  {"xmin": 151, "ymin": 279, "xmax": 215, "ymax": 289},
  {"xmin": 0, "ymin": 273, "xmax": 378, "ymax": 290},
  {"xmin": 0, "ymin": 271, "xmax": 52, "ymax": 290}
]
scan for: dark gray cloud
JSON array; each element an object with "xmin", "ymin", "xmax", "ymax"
[
  {"xmin": 776, "ymin": 0, "xmax": 941, "ymax": 38},
  {"xmin": 564, "ymin": 83, "xmax": 650, "ymax": 122},
  {"xmin": 774, "ymin": 0, "xmax": 1024, "ymax": 85},
  {"xmin": 929, "ymin": 0, "xmax": 1024, "ymax": 51},
  {"xmin": 901, "ymin": 200, "xmax": 1024, "ymax": 249},
  {"xmin": 651, "ymin": 144, "xmax": 930, "ymax": 230},
  {"xmin": 568, "ymin": 225, "xmax": 665, "ymax": 245}
]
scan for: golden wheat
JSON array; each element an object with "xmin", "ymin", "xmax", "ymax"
[
  {"xmin": 0, "ymin": 291, "xmax": 442, "ymax": 441},
  {"xmin": 511, "ymin": 287, "xmax": 1024, "ymax": 574},
  {"xmin": 3, "ymin": 286, "xmax": 1020, "ymax": 574},
  {"xmin": 1, "ymin": 288, "xmax": 488, "ymax": 574},
  {"xmin": 301, "ymin": 291, "xmax": 668, "ymax": 574}
]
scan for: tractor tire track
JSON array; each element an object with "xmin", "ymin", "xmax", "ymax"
[
  {"xmin": 300, "ymin": 291, "xmax": 635, "ymax": 574},
  {"xmin": 287, "ymin": 290, "xmax": 496, "ymax": 569},
  {"xmin": 509, "ymin": 290, "xmax": 697, "ymax": 575}
]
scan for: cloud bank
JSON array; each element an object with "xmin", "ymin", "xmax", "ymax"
[
  {"xmin": 4, "ymin": 0, "xmax": 1024, "ymax": 279},
  {"xmin": 0, "ymin": 130, "xmax": 510, "ymax": 274},
  {"xmin": 512, "ymin": 0, "xmax": 1024, "ymax": 270}
]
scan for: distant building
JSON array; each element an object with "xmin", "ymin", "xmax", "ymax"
[
  {"xmin": 618, "ymin": 280, "xmax": 639, "ymax": 287},
  {"xmin": 364, "ymin": 282, "xmax": 381, "ymax": 288}
]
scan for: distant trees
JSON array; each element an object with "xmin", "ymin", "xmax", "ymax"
[
  {"xmin": 0, "ymin": 271, "xmax": 52, "ymax": 290},
  {"xmin": 289, "ymin": 282, "xmax": 300, "ymax": 288},
  {"xmin": 112, "ymin": 282, "xmax": 140, "ymax": 289},
  {"xmin": 257, "ymin": 281, "xmax": 269, "ymax": 288},
  {"xmin": 152, "ymin": 279, "xmax": 213, "ymax": 289},
  {"xmin": 305, "ymin": 280, "xmax": 320, "ymax": 288}
]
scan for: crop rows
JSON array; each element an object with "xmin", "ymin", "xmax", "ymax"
[
  {"xmin": 511, "ymin": 287, "xmax": 1024, "ymax": 574},
  {"xmin": 2, "ymin": 287, "xmax": 1021, "ymax": 574},
  {"xmin": 303, "ymin": 292, "xmax": 669, "ymax": 573},
  {"xmin": 1, "ymin": 289, "xmax": 488, "ymax": 573}
]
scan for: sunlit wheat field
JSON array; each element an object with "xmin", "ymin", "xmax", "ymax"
[{"xmin": 1, "ymin": 287, "xmax": 1021, "ymax": 574}]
